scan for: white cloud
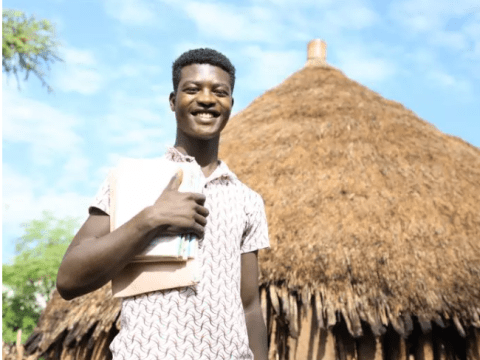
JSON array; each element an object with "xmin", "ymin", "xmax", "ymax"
[
  {"xmin": 430, "ymin": 30, "xmax": 468, "ymax": 51},
  {"xmin": 56, "ymin": 155, "xmax": 91, "ymax": 190},
  {"xmin": 97, "ymin": 89, "xmax": 176, "ymax": 158},
  {"xmin": 239, "ymin": 46, "xmax": 304, "ymax": 91},
  {"xmin": 53, "ymin": 46, "xmax": 104, "ymax": 95},
  {"xmin": 388, "ymin": 0, "xmax": 480, "ymax": 68},
  {"xmin": 390, "ymin": 7, "xmax": 441, "ymax": 33},
  {"xmin": 321, "ymin": 1, "xmax": 379, "ymax": 33},
  {"xmin": 390, "ymin": 0, "xmax": 474, "ymax": 27},
  {"xmin": 426, "ymin": 70, "xmax": 473, "ymax": 94},
  {"xmin": 177, "ymin": 0, "xmax": 379, "ymax": 43},
  {"xmin": 103, "ymin": 0, "xmax": 157, "ymax": 25},
  {"xmin": 115, "ymin": 63, "xmax": 162, "ymax": 78},
  {"xmin": 1, "ymin": 84, "xmax": 94, "ymax": 263},
  {"xmin": 463, "ymin": 14, "xmax": 480, "ymax": 61},
  {"xmin": 55, "ymin": 69, "xmax": 103, "ymax": 95},
  {"xmin": 120, "ymin": 39, "xmax": 159, "ymax": 57},
  {"xmin": 150, "ymin": 83, "xmax": 173, "ymax": 93},
  {"xmin": 406, "ymin": 48, "xmax": 438, "ymax": 67},
  {"xmin": 403, "ymin": 46, "xmax": 475, "ymax": 95},
  {"xmin": 61, "ymin": 47, "xmax": 97, "ymax": 66},
  {"xmin": 2, "ymin": 164, "xmax": 91, "ymax": 262},
  {"xmin": 389, "ymin": 0, "xmax": 480, "ymax": 42},
  {"xmin": 105, "ymin": 111, "xmax": 167, "ymax": 151},
  {"xmin": 106, "ymin": 90, "xmax": 168, "ymax": 124},
  {"xmin": 172, "ymin": 42, "xmax": 221, "ymax": 59},
  {"xmin": 464, "ymin": 16, "xmax": 480, "ymax": 38},
  {"xmin": 252, "ymin": 0, "xmax": 333, "ymax": 5},
  {"xmin": 2, "ymin": 85, "xmax": 83, "ymax": 165},
  {"xmin": 182, "ymin": 2, "xmax": 280, "ymax": 42},
  {"xmin": 336, "ymin": 45, "xmax": 398, "ymax": 84}
]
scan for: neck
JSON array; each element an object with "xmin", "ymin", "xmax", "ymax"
[{"xmin": 174, "ymin": 130, "xmax": 220, "ymax": 169}]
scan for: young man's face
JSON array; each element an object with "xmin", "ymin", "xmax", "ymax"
[{"xmin": 170, "ymin": 63, "xmax": 234, "ymax": 140}]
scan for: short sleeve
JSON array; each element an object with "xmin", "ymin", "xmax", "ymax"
[
  {"xmin": 88, "ymin": 174, "xmax": 110, "ymax": 215},
  {"xmin": 241, "ymin": 192, "xmax": 270, "ymax": 254}
]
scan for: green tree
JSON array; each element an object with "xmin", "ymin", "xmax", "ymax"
[
  {"xmin": 2, "ymin": 9, "xmax": 63, "ymax": 93},
  {"xmin": 2, "ymin": 211, "xmax": 80, "ymax": 344}
]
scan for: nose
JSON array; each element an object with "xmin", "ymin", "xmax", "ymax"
[{"xmin": 196, "ymin": 89, "xmax": 215, "ymax": 107}]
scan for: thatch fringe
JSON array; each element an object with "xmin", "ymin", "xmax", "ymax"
[
  {"xmin": 267, "ymin": 280, "xmax": 480, "ymax": 342},
  {"xmin": 19, "ymin": 282, "xmax": 479, "ymax": 359},
  {"xmin": 467, "ymin": 328, "xmax": 480, "ymax": 359},
  {"xmin": 415, "ymin": 332, "xmax": 434, "ymax": 359},
  {"xmin": 268, "ymin": 315, "xmax": 278, "ymax": 360},
  {"xmin": 289, "ymin": 292, "xmax": 299, "ymax": 337},
  {"xmin": 20, "ymin": 284, "xmax": 119, "ymax": 359},
  {"xmin": 314, "ymin": 290, "xmax": 325, "ymax": 329},
  {"xmin": 262, "ymin": 286, "xmax": 268, "ymax": 326},
  {"xmin": 2, "ymin": 342, "xmax": 36, "ymax": 360},
  {"xmin": 262, "ymin": 283, "xmax": 478, "ymax": 360},
  {"xmin": 270, "ymin": 284, "xmax": 281, "ymax": 315}
]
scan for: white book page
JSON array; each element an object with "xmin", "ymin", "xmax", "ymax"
[{"xmin": 114, "ymin": 158, "xmax": 202, "ymax": 260}]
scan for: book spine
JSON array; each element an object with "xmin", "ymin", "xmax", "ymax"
[{"xmin": 187, "ymin": 235, "xmax": 193, "ymax": 258}]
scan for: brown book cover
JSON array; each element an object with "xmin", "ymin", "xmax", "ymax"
[
  {"xmin": 111, "ymin": 259, "xmax": 200, "ymax": 298},
  {"xmin": 109, "ymin": 158, "xmax": 201, "ymax": 298}
]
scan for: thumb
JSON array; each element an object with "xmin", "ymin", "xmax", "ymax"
[{"xmin": 166, "ymin": 169, "xmax": 183, "ymax": 191}]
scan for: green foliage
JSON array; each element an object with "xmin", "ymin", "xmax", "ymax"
[
  {"xmin": 2, "ymin": 211, "xmax": 80, "ymax": 344},
  {"xmin": 2, "ymin": 9, "xmax": 63, "ymax": 93}
]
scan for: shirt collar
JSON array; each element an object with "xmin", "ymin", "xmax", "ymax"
[{"xmin": 164, "ymin": 146, "xmax": 237, "ymax": 183}]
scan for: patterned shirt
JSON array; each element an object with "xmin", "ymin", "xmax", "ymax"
[{"xmin": 89, "ymin": 146, "xmax": 270, "ymax": 360}]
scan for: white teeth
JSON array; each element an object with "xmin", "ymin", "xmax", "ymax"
[{"xmin": 197, "ymin": 112, "xmax": 214, "ymax": 119}]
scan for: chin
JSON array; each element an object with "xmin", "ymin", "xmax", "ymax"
[{"xmin": 188, "ymin": 132, "xmax": 219, "ymax": 141}]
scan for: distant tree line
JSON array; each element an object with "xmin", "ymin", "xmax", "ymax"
[{"xmin": 2, "ymin": 211, "xmax": 80, "ymax": 344}]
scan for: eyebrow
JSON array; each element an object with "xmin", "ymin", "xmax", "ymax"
[{"xmin": 182, "ymin": 81, "xmax": 230, "ymax": 88}]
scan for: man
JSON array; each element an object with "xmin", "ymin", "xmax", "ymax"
[{"xmin": 57, "ymin": 48, "xmax": 270, "ymax": 360}]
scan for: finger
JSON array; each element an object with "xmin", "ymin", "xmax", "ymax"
[
  {"xmin": 165, "ymin": 169, "xmax": 183, "ymax": 191},
  {"xmin": 192, "ymin": 193, "xmax": 206, "ymax": 205},
  {"xmin": 195, "ymin": 205, "xmax": 209, "ymax": 218},
  {"xmin": 183, "ymin": 192, "xmax": 206, "ymax": 205},
  {"xmin": 194, "ymin": 213, "xmax": 207, "ymax": 227},
  {"xmin": 190, "ymin": 222, "xmax": 205, "ymax": 239},
  {"xmin": 144, "ymin": 228, "xmax": 161, "ymax": 243}
]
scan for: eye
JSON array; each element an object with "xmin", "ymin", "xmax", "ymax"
[
  {"xmin": 184, "ymin": 87, "xmax": 198, "ymax": 94},
  {"xmin": 215, "ymin": 90, "xmax": 229, "ymax": 97}
]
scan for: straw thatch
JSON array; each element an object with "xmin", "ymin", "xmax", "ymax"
[
  {"xmin": 19, "ymin": 42, "xmax": 480, "ymax": 359},
  {"xmin": 20, "ymin": 284, "xmax": 120, "ymax": 359},
  {"xmin": 218, "ymin": 59, "xmax": 480, "ymax": 358},
  {"xmin": 219, "ymin": 60, "xmax": 480, "ymax": 333}
]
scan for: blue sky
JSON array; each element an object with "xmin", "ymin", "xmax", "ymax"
[{"xmin": 2, "ymin": 0, "xmax": 479, "ymax": 264}]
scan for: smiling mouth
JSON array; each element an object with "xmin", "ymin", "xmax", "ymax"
[{"xmin": 191, "ymin": 111, "xmax": 220, "ymax": 121}]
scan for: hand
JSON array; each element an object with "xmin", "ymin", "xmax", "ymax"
[{"xmin": 145, "ymin": 169, "xmax": 209, "ymax": 239}]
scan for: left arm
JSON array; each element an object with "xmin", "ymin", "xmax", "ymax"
[{"xmin": 241, "ymin": 250, "xmax": 268, "ymax": 360}]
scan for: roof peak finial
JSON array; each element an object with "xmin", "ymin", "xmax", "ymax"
[{"xmin": 306, "ymin": 39, "xmax": 327, "ymax": 67}]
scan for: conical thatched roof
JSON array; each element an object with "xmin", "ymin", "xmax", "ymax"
[
  {"xmin": 22, "ymin": 41, "xmax": 480, "ymax": 359},
  {"xmin": 219, "ymin": 49, "xmax": 480, "ymax": 337}
]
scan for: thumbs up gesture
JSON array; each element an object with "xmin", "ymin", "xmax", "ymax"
[{"xmin": 144, "ymin": 169, "xmax": 209, "ymax": 239}]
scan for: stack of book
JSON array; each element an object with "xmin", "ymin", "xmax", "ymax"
[
  {"xmin": 133, "ymin": 233, "xmax": 199, "ymax": 262},
  {"xmin": 110, "ymin": 157, "xmax": 203, "ymax": 298}
]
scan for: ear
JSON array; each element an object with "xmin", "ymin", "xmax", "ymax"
[
  {"xmin": 231, "ymin": 97, "xmax": 234, "ymax": 108},
  {"xmin": 169, "ymin": 92, "xmax": 176, "ymax": 111}
]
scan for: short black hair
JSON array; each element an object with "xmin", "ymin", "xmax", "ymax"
[{"xmin": 172, "ymin": 48, "xmax": 236, "ymax": 94}]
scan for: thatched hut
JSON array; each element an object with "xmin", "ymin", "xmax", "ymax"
[{"xmin": 20, "ymin": 40, "xmax": 480, "ymax": 359}]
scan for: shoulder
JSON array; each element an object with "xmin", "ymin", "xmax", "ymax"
[{"xmin": 228, "ymin": 178, "xmax": 265, "ymax": 212}]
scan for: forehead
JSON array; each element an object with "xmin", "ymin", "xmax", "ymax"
[{"xmin": 179, "ymin": 64, "xmax": 231, "ymax": 87}]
